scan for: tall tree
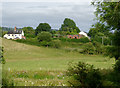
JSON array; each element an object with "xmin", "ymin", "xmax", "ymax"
[
  {"xmin": 22, "ymin": 27, "xmax": 35, "ymax": 38},
  {"xmin": 88, "ymin": 22, "xmax": 110, "ymax": 37},
  {"xmin": 35, "ymin": 23, "xmax": 51, "ymax": 35},
  {"xmin": 61, "ymin": 18, "xmax": 80, "ymax": 33},
  {"xmin": 92, "ymin": 1, "xmax": 120, "ymax": 60}
]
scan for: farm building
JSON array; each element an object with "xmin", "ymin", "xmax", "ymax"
[
  {"xmin": 3, "ymin": 27, "xmax": 26, "ymax": 39},
  {"xmin": 67, "ymin": 31, "xmax": 89, "ymax": 39}
]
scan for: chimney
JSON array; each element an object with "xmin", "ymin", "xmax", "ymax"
[{"xmin": 14, "ymin": 26, "xmax": 16, "ymax": 31}]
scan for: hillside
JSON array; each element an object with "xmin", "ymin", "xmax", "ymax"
[{"xmin": 2, "ymin": 39, "xmax": 115, "ymax": 71}]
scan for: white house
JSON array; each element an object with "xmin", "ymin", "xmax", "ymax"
[
  {"xmin": 79, "ymin": 31, "xmax": 88, "ymax": 37},
  {"xmin": 3, "ymin": 27, "xmax": 25, "ymax": 39}
]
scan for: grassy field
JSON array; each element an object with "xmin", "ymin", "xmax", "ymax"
[{"xmin": 2, "ymin": 39, "xmax": 115, "ymax": 86}]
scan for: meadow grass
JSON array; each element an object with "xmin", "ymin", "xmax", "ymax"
[{"xmin": 2, "ymin": 39, "xmax": 116, "ymax": 86}]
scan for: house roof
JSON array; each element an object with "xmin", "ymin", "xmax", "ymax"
[
  {"xmin": 7, "ymin": 30, "xmax": 22, "ymax": 34},
  {"xmin": 79, "ymin": 31, "xmax": 88, "ymax": 37}
]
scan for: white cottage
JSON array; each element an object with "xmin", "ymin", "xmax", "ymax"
[
  {"xmin": 3, "ymin": 27, "xmax": 25, "ymax": 39},
  {"xmin": 79, "ymin": 31, "xmax": 90, "ymax": 39}
]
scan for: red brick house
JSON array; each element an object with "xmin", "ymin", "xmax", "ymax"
[
  {"xmin": 67, "ymin": 31, "xmax": 89, "ymax": 39},
  {"xmin": 67, "ymin": 34, "xmax": 83, "ymax": 39}
]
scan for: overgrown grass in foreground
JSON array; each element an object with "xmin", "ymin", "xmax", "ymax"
[{"xmin": 2, "ymin": 69, "xmax": 68, "ymax": 86}]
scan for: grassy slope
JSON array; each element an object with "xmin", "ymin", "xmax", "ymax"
[{"xmin": 2, "ymin": 39, "xmax": 115, "ymax": 71}]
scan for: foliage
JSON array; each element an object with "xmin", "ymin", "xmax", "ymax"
[
  {"xmin": 0, "ymin": 47, "xmax": 5, "ymax": 64},
  {"xmin": 88, "ymin": 22, "xmax": 110, "ymax": 37},
  {"xmin": 88, "ymin": 28, "xmax": 98, "ymax": 37},
  {"xmin": 80, "ymin": 42, "xmax": 95, "ymax": 54},
  {"xmin": 104, "ymin": 60, "xmax": 120, "ymax": 87},
  {"xmin": 40, "ymin": 41, "xmax": 51, "ymax": 47},
  {"xmin": 50, "ymin": 30, "xmax": 57, "ymax": 34},
  {"xmin": 35, "ymin": 23, "xmax": 51, "ymax": 35},
  {"xmin": 112, "ymin": 60, "xmax": 120, "ymax": 86},
  {"xmin": 78, "ymin": 37, "xmax": 90, "ymax": 43},
  {"xmin": 2, "ymin": 70, "xmax": 15, "ymax": 87},
  {"xmin": 15, "ymin": 38, "xmax": 41, "ymax": 47},
  {"xmin": 92, "ymin": 41, "xmax": 105, "ymax": 54},
  {"xmin": 91, "ymin": 34, "xmax": 111, "ymax": 45},
  {"xmin": 60, "ymin": 18, "xmax": 80, "ymax": 33},
  {"xmin": 92, "ymin": 2, "xmax": 120, "ymax": 30},
  {"xmin": 1, "ymin": 27, "xmax": 14, "ymax": 32},
  {"xmin": 59, "ymin": 37, "xmax": 89, "ymax": 43},
  {"xmin": 21, "ymin": 27, "xmax": 35, "ymax": 38},
  {"xmin": 2, "ymin": 31, "xmax": 8, "ymax": 37},
  {"xmin": 67, "ymin": 61, "xmax": 102, "ymax": 87},
  {"xmin": 92, "ymin": 1, "xmax": 120, "ymax": 60},
  {"xmin": 114, "ymin": 60, "xmax": 120, "ymax": 72},
  {"xmin": 37, "ymin": 32, "xmax": 52, "ymax": 42},
  {"xmin": 50, "ymin": 40, "xmax": 61, "ymax": 48},
  {"xmin": 80, "ymin": 41, "xmax": 107, "ymax": 55}
]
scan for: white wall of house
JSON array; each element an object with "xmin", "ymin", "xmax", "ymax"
[
  {"xmin": 79, "ymin": 31, "xmax": 88, "ymax": 37},
  {"xmin": 21, "ymin": 30, "xmax": 24, "ymax": 36},
  {"xmin": 3, "ymin": 30, "xmax": 25, "ymax": 39},
  {"xmin": 4, "ymin": 34, "xmax": 22, "ymax": 39}
]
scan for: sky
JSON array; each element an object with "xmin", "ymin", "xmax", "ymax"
[{"xmin": 1, "ymin": 0, "xmax": 96, "ymax": 32}]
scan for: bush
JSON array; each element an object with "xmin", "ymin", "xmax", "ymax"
[
  {"xmin": 79, "ymin": 37, "xmax": 90, "ymax": 43},
  {"xmin": 59, "ymin": 37, "xmax": 89, "ymax": 43},
  {"xmin": 0, "ymin": 47, "xmax": 5, "ymax": 64},
  {"xmin": 40, "ymin": 40, "xmax": 61, "ymax": 48},
  {"xmin": 105, "ymin": 60, "xmax": 120, "ymax": 86},
  {"xmin": 2, "ymin": 70, "xmax": 15, "ymax": 87},
  {"xmin": 40, "ymin": 41, "xmax": 51, "ymax": 47},
  {"xmin": 50, "ymin": 40, "xmax": 61, "ymax": 48},
  {"xmin": 114, "ymin": 60, "xmax": 120, "ymax": 73},
  {"xmin": 80, "ymin": 42, "xmax": 95, "ymax": 54},
  {"xmin": 92, "ymin": 41, "xmax": 105, "ymax": 54},
  {"xmin": 67, "ymin": 61, "xmax": 102, "ymax": 87},
  {"xmin": 37, "ymin": 32, "xmax": 52, "ymax": 42},
  {"xmin": 104, "ymin": 45, "xmax": 120, "ymax": 60},
  {"xmin": 15, "ymin": 38, "xmax": 41, "ymax": 47}
]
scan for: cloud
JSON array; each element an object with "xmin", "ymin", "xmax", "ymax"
[
  {"xmin": 2, "ymin": 2, "xmax": 96, "ymax": 32},
  {"xmin": 3, "ymin": 0, "xmax": 92, "ymax": 2}
]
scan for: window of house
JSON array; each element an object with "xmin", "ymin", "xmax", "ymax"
[{"xmin": 8, "ymin": 34, "xmax": 10, "ymax": 36}]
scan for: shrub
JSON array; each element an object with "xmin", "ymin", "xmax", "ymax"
[
  {"xmin": 0, "ymin": 47, "xmax": 5, "ymax": 64},
  {"xmin": 113, "ymin": 60, "xmax": 120, "ymax": 73},
  {"xmin": 37, "ymin": 32, "xmax": 52, "ymax": 42},
  {"xmin": 104, "ymin": 45, "xmax": 120, "ymax": 60},
  {"xmin": 67, "ymin": 61, "xmax": 102, "ymax": 87},
  {"xmin": 92, "ymin": 41, "xmax": 105, "ymax": 54},
  {"xmin": 105, "ymin": 60, "xmax": 120, "ymax": 86},
  {"xmin": 59, "ymin": 37, "xmax": 89, "ymax": 43},
  {"xmin": 40, "ymin": 41, "xmax": 51, "ymax": 47},
  {"xmin": 80, "ymin": 42, "xmax": 95, "ymax": 54},
  {"xmin": 50, "ymin": 40, "xmax": 61, "ymax": 48},
  {"xmin": 79, "ymin": 37, "xmax": 90, "ymax": 43},
  {"xmin": 2, "ymin": 70, "xmax": 15, "ymax": 87}
]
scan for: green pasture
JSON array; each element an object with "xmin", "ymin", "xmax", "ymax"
[
  {"xmin": 2, "ymin": 39, "xmax": 115, "ymax": 71},
  {"xmin": 1, "ymin": 39, "xmax": 116, "ymax": 86}
]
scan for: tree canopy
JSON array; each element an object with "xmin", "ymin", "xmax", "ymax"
[
  {"xmin": 22, "ymin": 27, "xmax": 35, "ymax": 38},
  {"xmin": 88, "ymin": 22, "xmax": 110, "ymax": 37},
  {"xmin": 60, "ymin": 18, "xmax": 80, "ymax": 33},
  {"xmin": 35, "ymin": 23, "xmax": 51, "ymax": 35},
  {"xmin": 92, "ymin": 2, "xmax": 120, "ymax": 30},
  {"xmin": 37, "ymin": 32, "xmax": 52, "ymax": 42},
  {"xmin": 92, "ymin": 1, "xmax": 120, "ymax": 60}
]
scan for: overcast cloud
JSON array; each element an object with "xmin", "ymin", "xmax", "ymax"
[{"xmin": 2, "ymin": 1, "xmax": 96, "ymax": 32}]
